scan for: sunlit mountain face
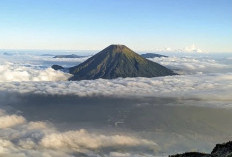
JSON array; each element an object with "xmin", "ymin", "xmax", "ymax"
[{"xmin": 0, "ymin": 51, "xmax": 232, "ymax": 157}]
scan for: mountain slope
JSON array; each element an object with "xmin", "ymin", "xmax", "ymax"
[
  {"xmin": 170, "ymin": 141, "xmax": 232, "ymax": 157},
  {"xmin": 68, "ymin": 45, "xmax": 175, "ymax": 80}
]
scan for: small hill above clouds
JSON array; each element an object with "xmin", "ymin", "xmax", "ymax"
[
  {"xmin": 68, "ymin": 45, "xmax": 176, "ymax": 80},
  {"xmin": 53, "ymin": 54, "xmax": 86, "ymax": 58},
  {"xmin": 141, "ymin": 53, "xmax": 168, "ymax": 58}
]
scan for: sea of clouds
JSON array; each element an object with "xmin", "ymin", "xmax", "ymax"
[
  {"xmin": 0, "ymin": 53, "xmax": 231, "ymax": 106},
  {"xmin": 0, "ymin": 52, "xmax": 232, "ymax": 156},
  {"xmin": 0, "ymin": 108, "xmax": 157, "ymax": 157},
  {"xmin": 148, "ymin": 56, "xmax": 231, "ymax": 74},
  {"xmin": 0, "ymin": 74, "xmax": 231, "ymax": 107}
]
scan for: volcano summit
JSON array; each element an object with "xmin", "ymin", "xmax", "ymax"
[{"xmin": 53, "ymin": 45, "xmax": 176, "ymax": 80}]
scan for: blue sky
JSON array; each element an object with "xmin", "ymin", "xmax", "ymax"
[{"xmin": 0, "ymin": 0, "xmax": 231, "ymax": 53}]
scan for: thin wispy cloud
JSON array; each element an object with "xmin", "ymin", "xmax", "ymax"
[{"xmin": 153, "ymin": 44, "xmax": 204, "ymax": 53}]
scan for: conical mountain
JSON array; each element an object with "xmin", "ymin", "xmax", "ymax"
[{"xmin": 69, "ymin": 45, "xmax": 176, "ymax": 80}]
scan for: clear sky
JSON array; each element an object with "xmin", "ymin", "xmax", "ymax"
[{"xmin": 0, "ymin": 0, "xmax": 231, "ymax": 53}]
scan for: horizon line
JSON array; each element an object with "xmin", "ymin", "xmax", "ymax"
[{"xmin": 0, "ymin": 48, "xmax": 232, "ymax": 54}]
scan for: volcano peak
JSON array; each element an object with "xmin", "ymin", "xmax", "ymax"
[{"xmin": 64, "ymin": 45, "xmax": 176, "ymax": 80}]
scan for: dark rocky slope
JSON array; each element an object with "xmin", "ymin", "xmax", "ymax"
[{"xmin": 170, "ymin": 141, "xmax": 232, "ymax": 157}]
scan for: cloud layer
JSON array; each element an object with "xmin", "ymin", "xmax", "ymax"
[
  {"xmin": 0, "ymin": 73, "xmax": 231, "ymax": 108},
  {"xmin": 148, "ymin": 56, "xmax": 230, "ymax": 74},
  {"xmin": 1, "ymin": 55, "xmax": 230, "ymax": 82},
  {"xmin": 0, "ymin": 53, "xmax": 232, "ymax": 156},
  {"xmin": 0, "ymin": 109, "xmax": 157, "ymax": 157},
  {"xmin": 0, "ymin": 62, "xmax": 71, "ymax": 82}
]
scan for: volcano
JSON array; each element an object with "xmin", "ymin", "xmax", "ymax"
[{"xmin": 66, "ymin": 45, "xmax": 175, "ymax": 80}]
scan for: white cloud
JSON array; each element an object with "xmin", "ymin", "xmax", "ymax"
[
  {"xmin": 40, "ymin": 129, "xmax": 156, "ymax": 150},
  {"xmin": 184, "ymin": 44, "xmax": 203, "ymax": 53},
  {"xmin": 0, "ymin": 115, "xmax": 25, "ymax": 129},
  {"xmin": 153, "ymin": 44, "xmax": 204, "ymax": 53},
  {"xmin": 0, "ymin": 62, "xmax": 72, "ymax": 82},
  {"xmin": 0, "ymin": 109, "xmax": 157, "ymax": 157},
  {"xmin": 0, "ymin": 73, "xmax": 231, "ymax": 107},
  {"xmin": 148, "ymin": 56, "xmax": 230, "ymax": 74}
]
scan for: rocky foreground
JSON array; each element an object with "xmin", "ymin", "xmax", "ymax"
[{"xmin": 170, "ymin": 141, "xmax": 232, "ymax": 157}]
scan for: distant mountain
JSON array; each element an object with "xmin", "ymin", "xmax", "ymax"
[
  {"xmin": 3, "ymin": 52, "xmax": 15, "ymax": 56},
  {"xmin": 53, "ymin": 54, "xmax": 85, "ymax": 58},
  {"xmin": 170, "ymin": 141, "xmax": 232, "ymax": 157},
  {"xmin": 66, "ymin": 45, "xmax": 176, "ymax": 80},
  {"xmin": 51, "ymin": 65, "xmax": 64, "ymax": 70},
  {"xmin": 141, "ymin": 53, "xmax": 167, "ymax": 58},
  {"xmin": 41, "ymin": 54, "xmax": 55, "ymax": 56}
]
